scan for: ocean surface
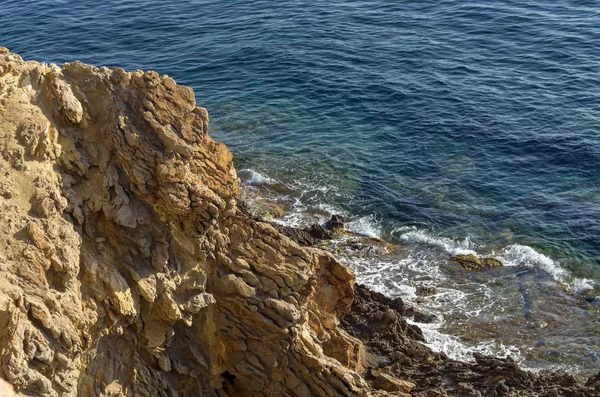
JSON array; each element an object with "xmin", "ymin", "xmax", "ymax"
[{"xmin": 2, "ymin": 0, "xmax": 600, "ymax": 376}]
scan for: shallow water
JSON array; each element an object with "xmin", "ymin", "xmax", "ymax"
[
  {"xmin": 2, "ymin": 0, "xmax": 600, "ymax": 376},
  {"xmin": 332, "ymin": 239, "xmax": 600, "ymax": 378}
]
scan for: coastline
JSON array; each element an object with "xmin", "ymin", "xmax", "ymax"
[
  {"xmin": 240, "ymin": 170, "xmax": 600, "ymax": 379},
  {"xmin": 0, "ymin": 48, "xmax": 598, "ymax": 396},
  {"xmin": 261, "ymin": 211, "xmax": 600, "ymax": 395}
]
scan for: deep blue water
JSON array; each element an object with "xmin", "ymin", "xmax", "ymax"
[
  {"xmin": 4, "ymin": 0, "xmax": 598, "ymax": 278},
  {"xmin": 3, "ymin": 0, "xmax": 600, "ymax": 374}
]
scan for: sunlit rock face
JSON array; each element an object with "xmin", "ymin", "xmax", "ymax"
[{"xmin": 0, "ymin": 48, "xmax": 366, "ymax": 397}]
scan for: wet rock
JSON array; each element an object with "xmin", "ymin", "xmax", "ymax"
[
  {"xmin": 404, "ymin": 305, "xmax": 438, "ymax": 324},
  {"xmin": 308, "ymin": 223, "xmax": 334, "ymax": 240},
  {"xmin": 586, "ymin": 371, "xmax": 600, "ymax": 389},
  {"xmin": 271, "ymin": 221, "xmax": 338, "ymax": 247},
  {"xmin": 415, "ymin": 286, "xmax": 437, "ymax": 297},
  {"xmin": 324, "ymin": 214, "xmax": 346, "ymax": 231},
  {"xmin": 340, "ymin": 284, "xmax": 425, "ymax": 348},
  {"xmin": 273, "ymin": 224, "xmax": 328, "ymax": 246},
  {"xmin": 580, "ymin": 286, "xmax": 600, "ymax": 304},
  {"xmin": 412, "ymin": 311, "xmax": 438, "ymax": 324},
  {"xmin": 451, "ymin": 254, "xmax": 502, "ymax": 271},
  {"xmin": 341, "ymin": 283, "xmax": 598, "ymax": 396}
]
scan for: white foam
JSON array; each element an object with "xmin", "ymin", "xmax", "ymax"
[
  {"xmin": 398, "ymin": 228, "xmax": 477, "ymax": 256},
  {"xmin": 239, "ymin": 168, "xmax": 277, "ymax": 185},
  {"xmin": 497, "ymin": 244, "xmax": 594, "ymax": 292},
  {"xmin": 315, "ymin": 203, "xmax": 345, "ymax": 216},
  {"xmin": 347, "ymin": 215, "xmax": 382, "ymax": 238},
  {"xmin": 413, "ymin": 319, "xmax": 522, "ymax": 364},
  {"xmin": 395, "ymin": 227, "xmax": 594, "ymax": 293}
]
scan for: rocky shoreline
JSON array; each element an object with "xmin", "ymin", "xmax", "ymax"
[
  {"xmin": 0, "ymin": 48, "xmax": 598, "ymax": 396},
  {"xmin": 264, "ymin": 214, "xmax": 600, "ymax": 396}
]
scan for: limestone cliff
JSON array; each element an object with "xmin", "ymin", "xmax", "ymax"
[{"xmin": 0, "ymin": 49, "xmax": 368, "ymax": 397}]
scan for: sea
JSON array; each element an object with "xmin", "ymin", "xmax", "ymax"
[{"xmin": 2, "ymin": 0, "xmax": 599, "ymax": 378}]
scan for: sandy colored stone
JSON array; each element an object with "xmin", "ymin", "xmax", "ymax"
[
  {"xmin": 0, "ymin": 49, "xmax": 374, "ymax": 396},
  {"xmin": 0, "ymin": 378, "xmax": 20, "ymax": 397},
  {"xmin": 372, "ymin": 373, "xmax": 414, "ymax": 393},
  {"xmin": 451, "ymin": 253, "xmax": 502, "ymax": 271}
]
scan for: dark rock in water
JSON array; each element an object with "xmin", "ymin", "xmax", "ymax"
[
  {"xmin": 483, "ymin": 257, "xmax": 503, "ymax": 268},
  {"xmin": 272, "ymin": 223, "xmax": 335, "ymax": 246},
  {"xmin": 404, "ymin": 305, "xmax": 437, "ymax": 324},
  {"xmin": 586, "ymin": 371, "xmax": 600, "ymax": 389},
  {"xmin": 580, "ymin": 286, "xmax": 600, "ymax": 304},
  {"xmin": 389, "ymin": 297, "xmax": 405, "ymax": 315},
  {"xmin": 273, "ymin": 224, "xmax": 321, "ymax": 246},
  {"xmin": 413, "ymin": 311, "xmax": 438, "ymax": 324},
  {"xmin": 415, "ymin": 286, "xmax": 437, "ymax": 297},
  {"xmin": 324, "ymin": 214, "xmax": 346, "ymax": 230},
  {"xmin": 451, "ymin": 254, "xmax": 502, "ymax": 271},
  {"xmin": 267, "ymin": 182, "xmax": 293, "ymax": 195},
  {"xmin": 308, "ymin": 223, "xmax": 334, "ymax": 240},
  {"xmin": 341, "ymin": 283, "xmax": 599, "ymax": 396},
  {"xmin": 340, "ymin": 284, "xmax": 425, "ymax": 346}
]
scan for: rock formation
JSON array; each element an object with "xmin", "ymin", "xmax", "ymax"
[
  {"xmin": 451, "ymin": 254, "xmax": 502, "ymax": 271},
  {"xmin": 1, "ymin": 48, "xmax": 599, "ymax": 397},
  {"xmin": 341, "ymin": 284, "xmax": 599, "ymax": 397},
  {"xmin": 0, "ymin": 48, "xmax": 367, "ymax": 397}
]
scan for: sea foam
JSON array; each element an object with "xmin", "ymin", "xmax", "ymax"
[
  {"xmin": 397, "ymin": 227, "xmax": 594, "ymax": 292},
  {"xmin": 398, "ymin": 227, "xmax": 478, "ymax": 256},
  {"xmin": 498, "ymin": 244, "xmax": 594, "ymax": 292},
  {"xmin": 239, "ymin": 168, "xmax": 277, "ymax": 185}
]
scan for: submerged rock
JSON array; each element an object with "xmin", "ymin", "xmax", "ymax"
[
  {"xmin": 341, "ymin": 284, "xmax": 600, "ymax": 396},
  {"xmin": 451, "ymin": 253, "xmax": 502, "ymax": 271},
  {"xmin": 415, "ymin": 286, "xmax": 437, "ymax": 297},
  {"xmin": 324, "ymin": 214, "xmax": 346, "ymax": 231}
]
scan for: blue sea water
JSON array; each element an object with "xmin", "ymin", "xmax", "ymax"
[{"xmin": 2, "ymin": 0, "xmax": 600, "ymax": 374}]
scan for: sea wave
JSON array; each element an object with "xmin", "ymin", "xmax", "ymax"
[
  {"xmin": 497, "ymin": 244, "xmax": 594, "ymax": 292},
  {"xmin": 396, "ymin": 227, "xmax": 595, "ymax": 292},
  {"xmin": 397, "ymin": 227, "xmax": 478, "ymax": 256},
  {"xmin": 347, "ymin": 215, "xmax": 382, "ymax": 238},
  {"xmin": 413, "ymin": 319, "xmax": 523, "ymax": 364},
  {"xmin": 239, "ymin": 168, "xmax": 277, "ymax": 185}
]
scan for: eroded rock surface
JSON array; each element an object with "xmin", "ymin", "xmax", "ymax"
[
  {"xmin": 1, "ymin": 48, "xmax": 598, "ymax": 397},
  {"xmin": 451, "ymin": 254, "xmax": 502, "ymax": 271},
  {"xmin": 341, "ymin": 284, "xmax": 600, "ymax": 397},
  {"xmin": 0, "ymin": 49, "xmax": 369, "ymax": 397}
]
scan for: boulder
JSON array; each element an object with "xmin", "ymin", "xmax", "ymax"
[
  {"xmin": 451, "ymin": 254, "xmax": 502, "ymax": 270},
  {"xmin": 324, "ymin": 214, "xmax": 346, "ymax": 231}
]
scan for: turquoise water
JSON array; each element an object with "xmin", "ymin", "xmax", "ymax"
[
  {"xmin": 4, "ymin": 0, "xmax": 597, "ymax": 276},
  {"xmin": 3, "ymin": 0, "xmax": 600, "ymax": 374}
]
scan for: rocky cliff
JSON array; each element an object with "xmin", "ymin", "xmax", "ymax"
[
  {"xmin": 0, "ymin": 48, "xmax": 368, "ymax": 397},
  {"xmin": 1, "ymin": 49, "xmax": 599, "ymax": 397}
]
